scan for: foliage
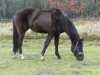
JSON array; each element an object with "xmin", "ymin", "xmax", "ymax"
[
  {"xmin": 0, "ymin": 0, "xmax": 100, "ymax": 19},
  {"xmin": 0, "ymin": 0, "xmax": 45, "ymax": 19}
]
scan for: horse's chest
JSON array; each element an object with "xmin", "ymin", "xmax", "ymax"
[{"xmin": 54, "ymin": 26, "xmax": 64, "ymax": 33}]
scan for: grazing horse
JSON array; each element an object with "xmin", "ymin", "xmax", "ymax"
[{"xmin": 12, "ymin": 8, "xmax": 84, "ymax": 61}]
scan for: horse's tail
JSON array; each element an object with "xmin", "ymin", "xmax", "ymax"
[{"xmin": 13, "ymin": 19, "xmax": 18, "ymax": 53}]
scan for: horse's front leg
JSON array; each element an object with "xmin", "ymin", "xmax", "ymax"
[
  {"xmin": 54, "ymin": 34, "xmax": 61, "ymax": 59},
  {"xmin": 41, "ymin": 33, "xmax": 54, "ymax": 61}
]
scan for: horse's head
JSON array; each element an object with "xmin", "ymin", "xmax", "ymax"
[
  {"xmin": 59, "ymin": 11, "xmax": 84, "ymax": 61},
  {"xmin": 72, "ymin": 39, "xmax": 84, "ymax": 61}
]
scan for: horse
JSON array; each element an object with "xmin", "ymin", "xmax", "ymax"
[{"xmin": 12, "ymin": 8, "xmax": 84, "ymax": 61}]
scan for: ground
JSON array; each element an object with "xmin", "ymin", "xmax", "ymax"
[
  {"xmin": 0, "ymin": 38, "xmax": 100, "ymax": 75},
  {"xmin": 0, "ymin": 20, "xmax": 100, "ymax": 75}
]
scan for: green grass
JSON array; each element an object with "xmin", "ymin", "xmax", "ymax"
[
  {"xmin": 0, "ymin": 38, "xmax": 100, "ymax": 75},
  {"xmin": 0, "ymin": 20, "xmax": 100, "ymax": 75}
]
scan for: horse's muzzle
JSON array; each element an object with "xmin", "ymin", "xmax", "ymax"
[{"xmin": 76, "ymin": 52, "xmax": 84, "ymax": 61}]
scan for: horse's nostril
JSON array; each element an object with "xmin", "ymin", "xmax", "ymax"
[{"xmin": 76, "ymin": 52, "xmax": 84, "ymax": 61}]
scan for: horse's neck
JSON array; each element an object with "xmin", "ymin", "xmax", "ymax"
[
  {"xmin": 61, "ymin": 13, "xmax": 80, "ymax": 44},
  {"xmin": 70, "ymin": 31, "xmax": 80, "ymax": 43},
  {"xmin": 67, "ymin": 24, "xmax": 80, "ymax": 44}
]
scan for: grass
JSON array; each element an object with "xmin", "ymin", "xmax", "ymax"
[
  {"xmin": 0, "ymin": 38, "xmax": 100, "ymax": 75},
  {"xmin": 0, "ymin": 19, "xmax": 100, "ymax": 75}
]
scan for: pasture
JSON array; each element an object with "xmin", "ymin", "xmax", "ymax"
[{"xmin": 0, "ymin": 20, "xmax": 100, "ymax": 75}]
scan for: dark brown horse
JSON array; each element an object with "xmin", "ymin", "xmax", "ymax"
[{"xmin": 12, "ymin": 8, "xmax": 84, "ymax": 61}]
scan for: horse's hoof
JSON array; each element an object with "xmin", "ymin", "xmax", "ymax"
[
  {"xmin": 21, "ymin": 56, "xmax": 25, "ymax": 60},
  {"xmin": 13, "ymin": 55, "xmax": 17, "ymax": 59},
  {"xmin": 12, "ymin": 52, "xmax": 14, "ymax": 55},
  {"xmin": 20, "ymin": 54, "xmax": 25, "ymax": 60},
  {"xmin": 12, "ymin": 52, "xmax": 17, "ymax": 59},
  {"xmin": 41, "ymin": 56, "xmax": 45, "ymax": 61},
  {"xmin": 56, "ymin": 55, "xmax": 61, "ymax": 59},
  {"xmin": 58, "ymin": 56, "xmax": 61, "ymax": 59}
]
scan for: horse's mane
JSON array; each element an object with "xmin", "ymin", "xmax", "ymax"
[{"xmin": 60, "ymin": 11, "xmax": 80, "ymax": 42}]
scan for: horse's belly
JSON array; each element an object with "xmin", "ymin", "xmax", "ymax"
[{"xmin": 31, "ymin": 22, "xmax": 51, "ymax": 33}]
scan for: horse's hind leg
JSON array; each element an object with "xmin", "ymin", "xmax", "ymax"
[
  {"xmin": 54, "ymin": 34, "xmax": 61, "ymax": 59},
  {"xmin": 13, "ymin": 25, "xmax": 18, "ymax": 58},
  {"xmin": 18, "ymin": 32, "xmax": 25, "ymax": 59},
  {"xmin": 41, "ymin": 33, "xmax": 54, "ymax": 61},
  {"xmin": 17, "ymin": 24, "xmax": 29, "ymax": 60}
]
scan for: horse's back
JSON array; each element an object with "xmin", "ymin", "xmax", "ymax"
[{"xmin": 13, "ymin": 8, "xmax": 61, "ymax": 33}]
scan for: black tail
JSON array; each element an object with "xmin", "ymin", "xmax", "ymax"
[{"xmin": 13, "ymin": 19, "xmax": 18, "ymax": 53}]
